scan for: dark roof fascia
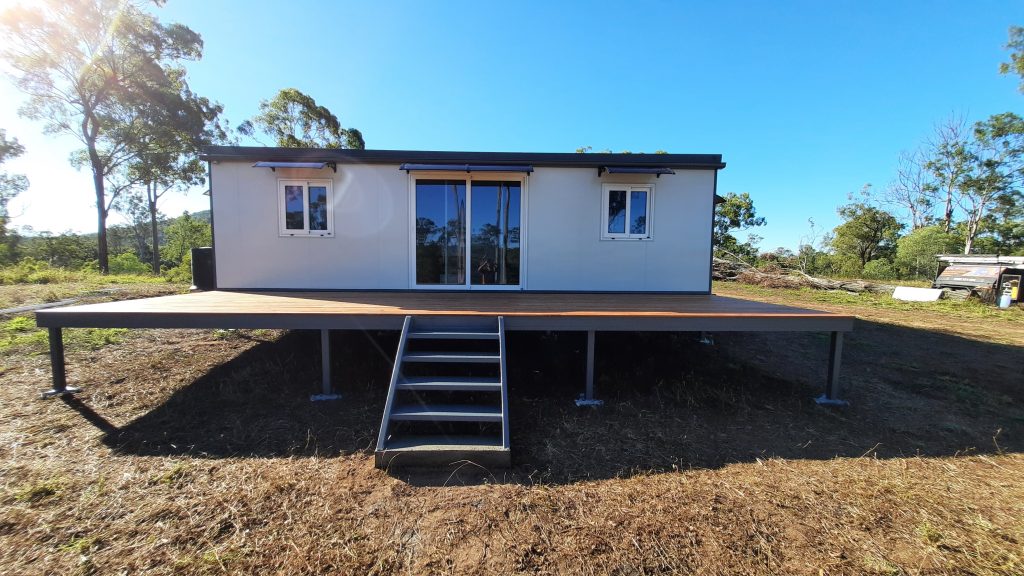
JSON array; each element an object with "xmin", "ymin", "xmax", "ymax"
[{"xmin": 200, "ymin": 146, "xmax": 726, "ymax": 170}]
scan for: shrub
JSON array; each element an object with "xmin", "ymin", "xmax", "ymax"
[
  {"xmin": 0, "ymin": 258, "xmax": 78, "ymax": 284},
  {"xmin": 0, "ymin": 257, "xmax": 169, "ymax": 285},
  {"xmin": 862, "ymin": 258, "xmax": 898, "ymax": 280},
  {"xmin": 162, "ymin": 250, "xmax": 193, "ymax": 283},
  {"xmin": 895, "ymin": 226, "xmax": 962, "ymax": 280},
  {"xmin": 108, "ymin": 252, "xmax": 150, "ymax": 275}
]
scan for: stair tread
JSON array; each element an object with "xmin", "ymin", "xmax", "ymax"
[
  {"xmin": 382, "ymin": 434, "xmax": 507, "ymax": 451},
  {"xmin": 401, "ymin": 375, "xmax": 501, "ymax": 384},
  {"xmin": 403, "ymin": 351, "xmax": 500, "ymax": 362},
  {"xmin": 409, "ymin": 331, "xmax": 499, "ymax": 339},
  {"xmin": 397, "ymin": 376, "xmax": 502, "ymax": 391},
  {"xmin": 390, "ymin": 403, "xmax": 503, "ymax": 421}
]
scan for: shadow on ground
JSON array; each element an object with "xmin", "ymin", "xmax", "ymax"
[{"xmin": 93, "ymin": 321, "xmax": 1024, "ymax": 485}]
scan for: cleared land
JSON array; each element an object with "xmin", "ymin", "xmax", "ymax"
[{"xmin": 1, "ymin": 282, "xmax": 1022, "ymax": 575}]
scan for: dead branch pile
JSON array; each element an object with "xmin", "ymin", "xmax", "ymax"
[{"xmin": 713, "ymin": 257, "xmax": 897, "ymax": 294}]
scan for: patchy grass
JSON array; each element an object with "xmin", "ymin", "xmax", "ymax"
[
  {"xmin": 716, "ymin": 281, "xmax": 1024, "ymax": 346},
  {"xmin": 0, "ymin": 284, "xmax": 1021, "ymax": 574},
  {"xmin": 11, "ymin": 478, "xmax": 63, "ymax": 504},
  {"xmin": 1, "ymin": 283, "xmax": 184, "ymax": 357},
  {"xmin": 721, "ymin": 281, "xmax": 1019, "ymax": 318},
  {"xmin": 0, "ymin": 281, "xmax": 186, "ymax": 311},
  {"xmin": 0, "ymin": 259, "xmax": 171, "ymax": 286},
  {"xmin": 1, "ymin": 315, "xmax": 127, "ymax": 356}
]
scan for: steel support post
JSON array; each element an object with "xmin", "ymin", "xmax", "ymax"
[
  {"xmin": 815, "ymin": 331, "xmax": 848, "ymax": 406},
  {"xmin": 40, "ymin": 327, "xmax": 80, "ymax": 398},
  {"xmin": 311, "ymin": 328, "xmax": 342, "ymax": 401},
  {"xmin": 576, "ymin": 330, "xmax": 603, "ymax": 406}
]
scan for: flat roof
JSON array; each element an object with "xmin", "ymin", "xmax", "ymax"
[
  {"xmin": 201, "ymin": 146, "xmax": 726, "ymax": 170},
  {"xmin": 36, "ymin": 291, "xmax": 851, "ymax": 332}
]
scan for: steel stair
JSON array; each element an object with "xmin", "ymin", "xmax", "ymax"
[{"xmin": 374, "ymin": 316, "xmax": 510, "ymax": 468}]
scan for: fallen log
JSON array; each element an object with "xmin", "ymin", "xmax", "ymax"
[{"xmin": 712, "ymin": 257, "xmax": 897, "ymax": 294}]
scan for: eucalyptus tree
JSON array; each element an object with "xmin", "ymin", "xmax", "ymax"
[
  {"xmin": 885, "ymin": 149, "xmax": 935, "ymax": 230},
  {"xmin": 713, "ymin": 191, "xmax": 766, "ymax": 259},
  {"xmin": 0, "ymin": 130, "xmax": 27, "ymax": 228},
  {"xmin": 830, "ymin": 189, "xmax": 903, "ymax": 270},
  {"xmin": 1000, "ymin": 26, "xmax": 1024, "ymax": 93},
  {"xmin": 0, "ymin": 129, "xmax": 28, "ymax": 262},
  {"xmin": 115, "ymin": 83, "xmax": 225, "ymax": 273},
  {"xmin": 959, "ymin": 113, "xmax": 1024, "ymax": 254},
  {"xmin": 239, "ymin": 88, "xmax": 365, "ymax": 149},
  {"xmin": 923, "ymin": 116, "xmax": 972, "ymax": 234},
  {"xmin": 0, "ymin": 0, "xmax": 209, "ymax": 272}
]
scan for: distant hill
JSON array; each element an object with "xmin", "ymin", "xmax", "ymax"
[{"xmin": 188, "ymin": 210, "xmax": 210, "ymax": 223}]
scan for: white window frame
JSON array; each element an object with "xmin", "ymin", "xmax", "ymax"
[
  {"xmin": 407, "ymin": 171, "xmax": 528, "ymax": 290},
  {"xmin": 278, "ymin": 179, "xmax": 334, "ymax": 237},
  {"xmin": 601, "ymin": 183, "xmax": 653, "ymax": 240}
]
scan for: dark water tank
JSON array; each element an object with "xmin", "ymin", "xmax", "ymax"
[{"xmin": 190, "ymin": 247, "xmax": 215, "ymax": 290}]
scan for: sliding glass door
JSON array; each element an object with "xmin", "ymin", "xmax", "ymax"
[{"xmin": 414, "ymin": 178, "xmax": 522, "ymax": 289}]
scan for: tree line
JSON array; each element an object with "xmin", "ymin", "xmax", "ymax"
[
  {"xmin": 0, "ymin": 0, "xmax": 363, "ymax": 276},
  {"xmin": 715, "ymin": 28, "xmax": 1024, "ymax": 281},
  {"xmin": 2, "ymin": 2, "xmax": 1022, "ymax": 282}
]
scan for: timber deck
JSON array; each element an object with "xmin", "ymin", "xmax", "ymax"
[{"xmin": 35, "ymin": 290, "xmax": 854, "ymax": 332}]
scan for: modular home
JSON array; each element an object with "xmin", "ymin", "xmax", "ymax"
[
  {"xmin": 37, "ymin": 147, "xmax": 853, "ymax": 468},
  {"xmin": 203, "ymin": 147, "xmax": 724, "ymax": 293}
]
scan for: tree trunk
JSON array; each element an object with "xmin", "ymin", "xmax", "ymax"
[
  {"xmin": 148, "ymin": 182, "xmax": 161, "ymax": 275},
  {"xmin": 943, "ymin": 191, "xmax": 954, "ymax": 233},
  {"xmin": 963, "ymin": 215, "xmax": 979, "ymax": 255},
  {"xmin": 84, "ymin": 113, "xmax": 108, "ymax": 274},
  {"xmin": 91, "ymin": 159, "xmax": 108, "ymax": 273}
]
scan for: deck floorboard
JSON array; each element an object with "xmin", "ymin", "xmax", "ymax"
[{"xmin": 35, "ymin": 290, "xmax": 854, "ymax": 332}]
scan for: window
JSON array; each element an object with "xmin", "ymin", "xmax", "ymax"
[
  {"xmin": 278, "ymin": 179, "xmax": 333, "ymax": 236},
  {"xmin": 601, "ymin": 184, "xmax": 652, "ymax": 239}
]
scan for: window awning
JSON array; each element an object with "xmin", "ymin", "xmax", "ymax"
[
  {"xmin": 598, "ymin": 166, "xmax": 675, "ymax": 177},
  {"xmin": 253, "ymin": 161, "xmax": 337, "ymax": 172},
  {"xmin": 399, "ymin": 163, "xmax": 533, "ymax": 173}
]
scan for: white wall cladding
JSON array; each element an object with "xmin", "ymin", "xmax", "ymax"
[
  {"xmin": 212, "ymin": 162, "xmax": 409, "ymax": 289},
  {"xmin": 525, "ymin": 168, "xmax": 713, "ymax": 292},
  {"xmin": 211, "ymin": 162, "xmax": 714, "ymax": 292}
]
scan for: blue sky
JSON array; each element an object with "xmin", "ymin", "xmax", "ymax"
[{"xmin": 2, "ymin": 0, "xmax": 1022, "ymax": 250}]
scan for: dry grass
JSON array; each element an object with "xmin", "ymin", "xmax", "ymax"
[{"xmin": 1, "ymin": 283, "xmax": 1022, "ymax": 574}]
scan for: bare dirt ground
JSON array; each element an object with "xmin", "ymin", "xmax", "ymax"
[{"xmin": 1, "ymin": 283, "xmax": 1022, "ymax": 575}]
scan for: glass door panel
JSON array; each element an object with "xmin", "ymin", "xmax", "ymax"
[
  {"xmin": 470, "ymin": 181, "xmax": 521, "ymax": 286},
  {"xmin": 415, "ymin": 180, "xmax": 466, "ymax": 285}
]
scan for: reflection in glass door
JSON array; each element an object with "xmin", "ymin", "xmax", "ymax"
[
  {"xmin": 470, "ymin": 181, "xmax": 521, "ymax": 286},
  {"xmin": 414, "ymin": 178, "xmax": 522, "ymax": 288},
  {"xmin": 415, "ymin": 180, "xmax": 466, "ymax": 285}
]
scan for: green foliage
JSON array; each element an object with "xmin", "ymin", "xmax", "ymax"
[
  {"xmin": 862, "ymin": 258, "xmax": 898, "ymax": 280},
  {"xmin": 0, "ymin": 257, "xmax": 80, "ymax": 284},
  {"xmin": 163, "ymin": 213, "xmax": 210, "ymax": 264},
  {"xmin": 714, "ymin": 192, "xmax": 766, "ymax": 259},
  {"xmin": 830, "ymin": 199, "xmax": 903, "ymax": 271},
  {"xmin": 999, "ymin": 25, "xmax": 1024, "ymax": 94},
  {"xmin": 0, "ymin": 129, "xmax": 27, "ymax": 264},
  {"xmin": 239, "ymin": 88, "xmax": 364, "ymax": 149},
  {"xmin": 22, "ymin": 233, "xmax": 95, "ymax": 268},
  {"xmin": 1, "ymin": 0, "xmax": 211, "ymax": 273},
  {"xmin": 108, "ymin": 252, "xmax": 150, "ymax": 275},
  {"xmin": 895, "ymin": 226, "xmax": 962, "ymax": 279},
  {"xmin": 973, "ymin": 191, "xmax": 1024, "ymax": 254},
  {"xmin": 0, "ymin": 257, "xmax": 165, "ymax": 285},
  {"xmin": 163, "ymin": 249, "xmax": 192, "ymax": 283},
  {"xmin": 0, "ymin": 128, "xmax": 27, "ymax": 221}
]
